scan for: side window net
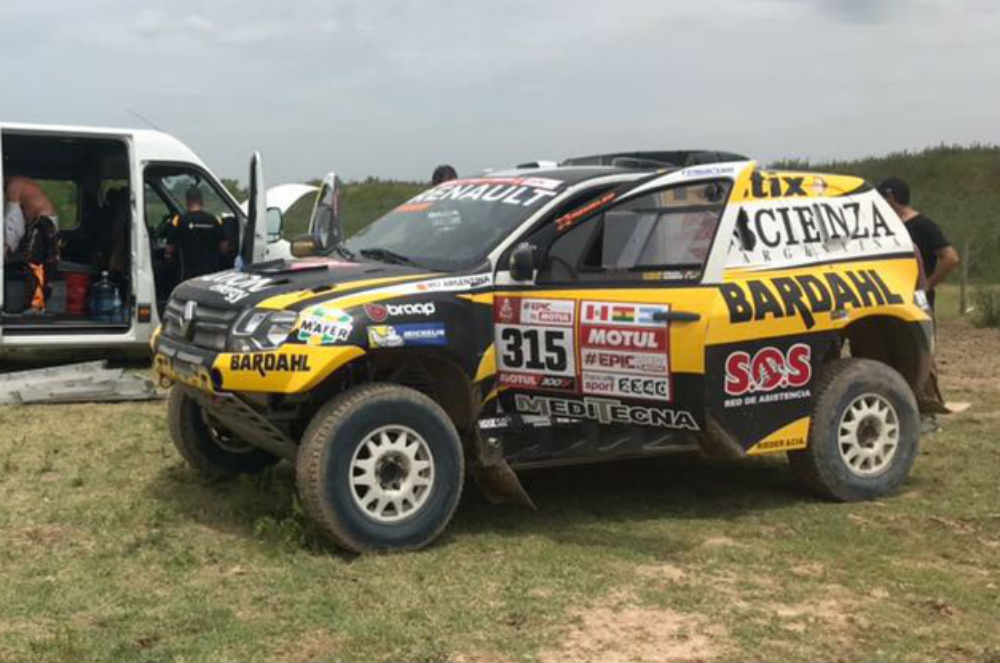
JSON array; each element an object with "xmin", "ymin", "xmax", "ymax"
[{"xmin": 540, "ymin": 180, "xmax": 731, "ymax": 283}]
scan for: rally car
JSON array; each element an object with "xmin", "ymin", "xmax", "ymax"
[{"xmin": 153, "ymin": 151, "xmax": 936, "ymax": 552}]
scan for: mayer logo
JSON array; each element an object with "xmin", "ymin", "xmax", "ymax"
[
  {"xmin": 230, "ymin": 353, "xmax": 311, "ymax": 377},
  {"xmin": 297, "ymin": 306, "xmax": 353, "ymax": 346}
]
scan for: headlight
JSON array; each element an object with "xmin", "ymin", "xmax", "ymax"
[{"xmin": 228, "ymin": 309, "xmax": 298, "ymax": 351}]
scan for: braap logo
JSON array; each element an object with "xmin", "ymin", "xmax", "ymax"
[{"xmin": 364, "ymin": 301, "xmax": 436, "ymax": 321}]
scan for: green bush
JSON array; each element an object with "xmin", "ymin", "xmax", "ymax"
[{"xmin": 972, "ymin": 286, "xmax": 1000, "ymax": 328}]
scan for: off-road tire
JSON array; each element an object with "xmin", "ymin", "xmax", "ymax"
[
  {"xmin": 296, "ymin": 383, "xmax": 465, "ymax": 553},
  {"xmin": 789, "ymin": 358, "xmax": 919, "ymax": 501},
  {"xmin": 167, "ymin": 388, "xmax": 279, "ymax": 478}
]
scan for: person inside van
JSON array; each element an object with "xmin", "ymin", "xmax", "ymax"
[
  {"xmin": 4, "ymin": 176, "xmax": 59, "ymax": 312},
  {"xmin": 165, "ymin": 186, "xmax": 230, "ymax": 280}
]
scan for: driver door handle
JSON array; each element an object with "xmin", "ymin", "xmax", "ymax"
[{"xmin": 652, "ymin": 310, "xmax": 700, "ymax": 323}]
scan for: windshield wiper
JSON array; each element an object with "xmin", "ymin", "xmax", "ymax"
[
  {"xmin": 359, "ymin": 247, "xmax": 419, "ymax": 267},
  {"xmin": 331, "ymin": 242, "xmax": 355, "ymax": 260}
]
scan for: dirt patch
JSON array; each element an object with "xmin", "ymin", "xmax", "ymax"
[
  {"xmin": 765, "ymin": 584, "xmax": 869, "ymax": 643},
  {"xmin": 540, "ymin": 592, "xmax": 728, "ymax": 662},
  {"xmin": 271, "ymin": 628, "xmax": 343, "ymax": 661},
  {"xmin": 637, "ymin": 562, "xmax": 687, "ymax": 583},
  {"xmin": 700, "ymin": 536, "xmax": 748, "ymax": 549}
]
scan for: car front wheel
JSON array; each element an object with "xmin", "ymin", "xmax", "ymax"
[{"xmin": 296, "ymin": 383, "xmax": 465, "ymax": 552}]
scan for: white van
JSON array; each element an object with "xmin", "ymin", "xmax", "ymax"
[{"xmin": 0, "ymin": 122, "xmax": 273, "ymax": 361}]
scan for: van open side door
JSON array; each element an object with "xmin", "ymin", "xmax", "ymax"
[
  {"xmin": 240, "ymin": 151, "xmax": 268, "ymax": 268},
  {"xmin": 307, "ymin": 172, "xmax": 343, "ymax": 250}
]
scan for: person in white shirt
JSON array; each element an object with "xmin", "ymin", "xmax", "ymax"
[{"xmin": 4, "ymin": 199, "xmax": 25, "ymax": 254}]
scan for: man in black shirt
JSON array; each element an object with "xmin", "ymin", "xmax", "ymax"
[
  {"xmin": 165, "ymin": 187, "xmax": 229, "ymax": 281},
  {"xmin": 877, "ymin": 177, "xmax": 959, "ymax": 311},
  {"xmin": 878, "ymin": 177, "xmax": 959, "ymax": 434}
]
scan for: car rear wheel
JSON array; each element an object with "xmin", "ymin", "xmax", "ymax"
[
  {"xmin": 788, "ymin": 358, "xmax": 919, "ymax": 501},
  {"xmin": 296, "ymin": 383, "xmax": 464, "ymax": 552},
  {"xmin": 167, "ymin": 388, "xmax": 280, "ymax": 478}
]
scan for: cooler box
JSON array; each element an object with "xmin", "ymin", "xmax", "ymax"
[{"xmin": 60, "ymin": 261, "xmax": 92, "ymax": 315}]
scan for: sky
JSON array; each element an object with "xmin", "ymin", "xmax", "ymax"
[{"xmin": 1, "ymin": 0, "xmax": 998, "ymax": 184}]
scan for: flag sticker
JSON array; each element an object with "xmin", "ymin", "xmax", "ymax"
[{"xmin": 612, "ymin": 306, "xmax": 634, "ymax": 323}]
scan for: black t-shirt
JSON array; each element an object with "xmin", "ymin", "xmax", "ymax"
[
  {"xmin": 904, "ymin": 213, "xmax": 950, "ymax": 307},
  {"xmin": 166, "ymin": 211, "xmax": 225, "ymax": 280}
]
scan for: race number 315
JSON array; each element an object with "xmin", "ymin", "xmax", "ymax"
[{"xmin": 497, "ymin": 325, "xmax": 574, "ymax": 375}]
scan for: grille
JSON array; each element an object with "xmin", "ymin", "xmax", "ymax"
[{"xmin": 162, "ymin": 297, "xmax": 239, "ymax": 352}]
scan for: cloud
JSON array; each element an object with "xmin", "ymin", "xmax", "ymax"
[
  {"xmin": 134, "ymin": 9, "xmax": 166, "ymax": 36},
  {"xmin": 1, "ymin": 0, "xmax": 998, "ymax": 183},
  {"xmin": 184, "ymin": 13, "xmax": 215, "ymax": 33}
]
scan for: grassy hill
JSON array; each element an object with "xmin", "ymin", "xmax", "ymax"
[
  {"xmin": 279, "ymin": 178, "xmax": 425, "ymax": 240},
  {"xmin": 773, "ymin": 145, "xmax": 1000, "ymax": 281},
  {"xmin": 269, "ymin": 144, "xmax": 1000, "ymax": 280}
]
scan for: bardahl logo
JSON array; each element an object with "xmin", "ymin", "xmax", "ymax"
[
  {"xmin": 719, "ymin": 268, "xmax": 904, "ymax": 330},
  {"xmin": 230, "ymin": 352, "xmax": 311, "ymax": 377}
]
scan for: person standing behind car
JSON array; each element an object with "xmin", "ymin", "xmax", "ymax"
[
  {"xmin": 431, "ymin": 164, "xmax": 458, "ymax": 185},
  {"xmin": 877, "ymin": 177, "xmax": 959, "ymax": 312},
  {"xmin": 165, "ymin": 186, "xmax": 230, "ymax": 281},
  {"xmin": 878, "ymin": 176, "xmax": 958, "ymax": 434}
]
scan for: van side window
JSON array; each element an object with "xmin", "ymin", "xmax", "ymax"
[{"xmin": 538, "ymin": 180, "xmax": 731, "ymax": 283}]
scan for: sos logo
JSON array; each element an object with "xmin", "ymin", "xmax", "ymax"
[{"xmin": 724, "ymin": 343, "xmax": 811, "ymax": 396}]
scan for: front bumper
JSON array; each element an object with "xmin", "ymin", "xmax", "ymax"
[{"xmin": 153, "ymin": 335, "xmax": 365, "ymax": 394}]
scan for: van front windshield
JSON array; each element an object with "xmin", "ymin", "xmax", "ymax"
[{"xmin": 342, "ymin": 176, "xmax": 567, "ymax": 271}]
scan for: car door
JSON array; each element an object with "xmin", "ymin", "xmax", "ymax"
[{"xmin": 492, "ymin": 176, "xmax": 735, "ymax": 435}]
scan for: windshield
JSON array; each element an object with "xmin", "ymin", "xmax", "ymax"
[{"xmin": 342, "ymin": 176, "xmax": 567, "ymax": 270}]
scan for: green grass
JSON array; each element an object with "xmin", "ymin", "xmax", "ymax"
[{"xmin": 1, "ymin": 317, "xmax": 998, "ymax": 661}]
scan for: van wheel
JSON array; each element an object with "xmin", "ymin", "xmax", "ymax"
[
  {"xmin": 789, "ymin": 358, "xmax": 919, "ymax": 501},
  {"xmin": 296, "ymin": 383, "xmax": 464, "ymax": 553},
  {"xmin": 167, "ymin": 388, "xmax": 279, "ymax": 478}
]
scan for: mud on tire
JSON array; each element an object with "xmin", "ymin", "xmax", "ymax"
[
  {"xmin": 789, "ymin": 358, "xmax": 920, "ymax": 501},
  {"xmin": 296, "ymin": 383, "xmax": 465, "ymax": 553},
  {"xmin": 167, "ymin": 388, "xmax": 280, "ymax": 478}
]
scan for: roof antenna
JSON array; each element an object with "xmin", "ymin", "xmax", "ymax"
[{"xmin": 127, "ymin": 108, "xmax": 165, "ymax": 132}]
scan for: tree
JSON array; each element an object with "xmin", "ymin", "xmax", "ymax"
[{"xmin": 221, "ymin": 178, "xmax": 248, "ymax": 202}]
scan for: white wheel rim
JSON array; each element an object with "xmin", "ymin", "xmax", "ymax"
[
  {"xmin": 348, "ymin": 425, "xmax": 435, "ymax": 523},
  {"xmin": 837, "ymin": 393, "xmax": 900, "ymax": 477}
]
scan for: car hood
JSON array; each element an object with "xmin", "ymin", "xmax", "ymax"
[{"xmin": 171, "ymin": 258, "xmax": 436, "ymax": 310}]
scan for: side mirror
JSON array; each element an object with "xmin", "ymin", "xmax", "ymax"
[
  {"xmin": 290, "ymin": 234, "xmax": 319, "ymax": 258},
  {"xmin": 510, "ymin": 243, "xmax": 535, "ymax": 281},
  {"xmin": 266, "ymin": 207, "xmax": 283, "ymax": 242}
]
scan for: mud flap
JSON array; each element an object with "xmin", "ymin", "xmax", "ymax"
[{"xmin": 468, "ymin": 426, "xmax": 536, "ymax": 510}]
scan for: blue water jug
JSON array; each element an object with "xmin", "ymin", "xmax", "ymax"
[{"xmin": 91, "ymin": 271, "xmax": 116, "ymax": 323}]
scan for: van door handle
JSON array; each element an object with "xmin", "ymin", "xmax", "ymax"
[{"xmin": 652, "ymin": 310, "xmax": 700, "ymax": 323}]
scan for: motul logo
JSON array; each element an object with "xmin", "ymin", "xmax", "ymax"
[{"xmin": 585, "ymin": 327, "xmax": 662, "ymax": 350}]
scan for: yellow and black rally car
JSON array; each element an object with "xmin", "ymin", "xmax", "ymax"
[{"xmin": 154, "ymin": 151, "xmax": 936, "ymax": 552}]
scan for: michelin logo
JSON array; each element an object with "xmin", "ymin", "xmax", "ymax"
[{"xmin": 367, "ymin": 323, "xmax": 447, "ymax": 348}]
